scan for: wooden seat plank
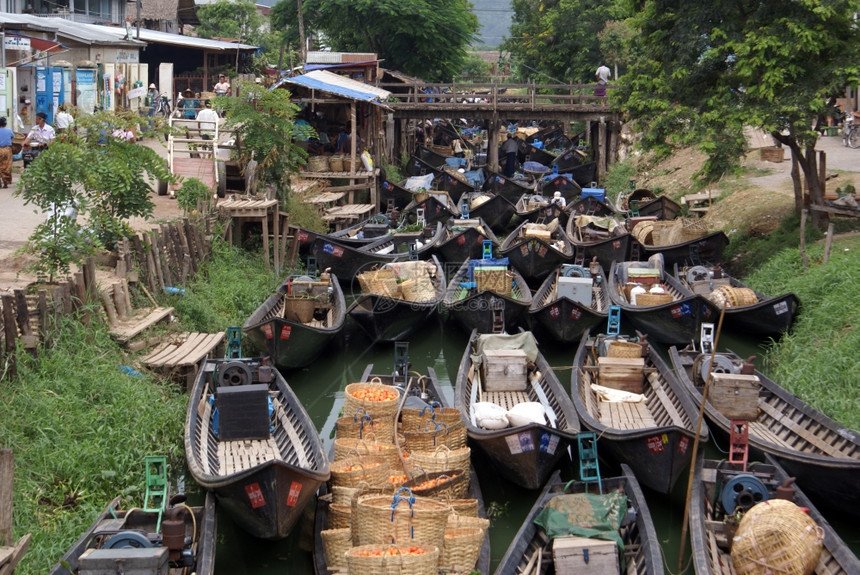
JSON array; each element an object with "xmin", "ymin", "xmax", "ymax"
[
  {"xmin": 647, "ymin": 373, "xmax": 687, "ymax": 427},
  {"xmin": 143, "ymin": 332, "xmax": 225, "ymax": 369},
  {"xmin": 110, "ymin": 306, "xmax": 175, "ymax": 343}
]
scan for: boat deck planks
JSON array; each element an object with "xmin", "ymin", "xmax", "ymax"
[
  {"xmin": 647, "ymin": 373, "xmax": 687, "ymax": 428},
  {"xmin": 484, "ymin": 390, "xmax": 530, "ymax": 411},
  {"xmin": 219, "ymin": 439, "xmax": 279, "ymax": 475},
  {"xmin": 109, "ymin": 306, "xmax": 175, "ymax": 343},
  {"xmin": 599, "ymin": 400, "xmax": 656, "ymax": 429},
  {"xmin": 758, "ymin": 397, "xmax": 849, "ymax": 456},
  {"xmin": 273, "ymin": 400, "xmax": 311, "ymax": 468}
]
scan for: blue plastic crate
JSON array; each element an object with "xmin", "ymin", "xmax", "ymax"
[{"xmin": 582, "ymin": 188, "xmax": 606, "ymax": 202}]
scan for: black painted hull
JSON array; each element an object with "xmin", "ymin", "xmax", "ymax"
[
  {"xmin": 528, "ymin": 268, "xmax": 608, "ymax": 343},
  {"xmin": 402, "ymin": 194, "xmax": 458, "ymax": 225},
  {"xmin": 380, "ymin": 178, "xmax": 416, "ymax": 211},
  {"xmin": 635, "ymin": 230, "xmax": 730, "ymax": 269},
  {"xmin": 481, "ymin": 171, "xmax": 536, "ymax": 204},
  {"xmin": 435, "ymin": 219, "xmax": 501, "ymax": 265},
  {"xmin": 637, "ymin": 195, "xmax": 682, "ymax": 220},
  {"xmin": 499, "ymin": 221, "xmax": 575, "ymax": 285},
  {"xmin": 443, "ymin": 260, "xmax": 533, "ymax": 334},
  {"xmin": 460, "ymin": 191, "xmax": 517, "ymax": 233},
  {"xmin": 542, "ymin": 174, "xmax": 582, "ymax": 197}
]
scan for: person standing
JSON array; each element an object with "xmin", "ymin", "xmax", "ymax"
[
  {"xmin": 146, "ymin": 83, "xmax": 159, "ymax": 116},
  {"xmin": 55, "ymin": 104, "xmax": 74, "ymax": 134},
  {"xmin": 23, "ymin": 111, "xmax": 56, "ymax": 148},
  {"xmin": 502, "ymin": 133, "xmax": 519, "ymax": 177},
  {"xmin": 196, "ymin": 100, "xmax": 220, "ymax": 156},
  {"xmin": 595, "ymin": 62, "xmax": 611, "ymax": 104},
  {"xmin": 0, "ymin": 117, "xmax": 14, "ymax": 188},
  {"xmin": 451, "ymin": 137, "xmax": 465, "ymax": 158},
  {"xmin": 213, "ymin": 74, "xmax": 231, "ymax": 96}
]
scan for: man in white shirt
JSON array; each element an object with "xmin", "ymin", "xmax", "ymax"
[
  {"xmin": 595, "ymin": 63, "xmax": 611, "ymax": 104},
  {"xmin": 196, "ymin": 100, "xmax": 220, "ymax": 156},
  {"xmin": 23, "ymin": 112, "xmax": 56, "ymax": 148},
  {"xmin": 213, "ymin": 74, "xmax": 230, "ymax": 96},
  {"xmin": 55, "ymin": 105, "xmax": 74, "ymax": 133}
]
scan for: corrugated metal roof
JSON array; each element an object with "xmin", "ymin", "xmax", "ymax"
[
  {"xmin": 305, "ymin": 51, "xmax": 377, "ymax": 64},
  {"xmin": 0, "ymin": 13, "xmax": 140, "ymax": 46},
  {"xmin": 276, "ymin": 70, "xmax": 391, "ymax": 106},
  {"xmin": 83, "ymin": 23, "xmax": 259, "ymax": 51}
]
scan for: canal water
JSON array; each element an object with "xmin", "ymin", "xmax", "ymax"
[{"xmin": 206, "ymin": 316, "xmax": 860, "ymax": 574}]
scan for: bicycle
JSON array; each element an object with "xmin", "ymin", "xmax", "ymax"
[
  {"xmin": 842, "ymin": 111, "xmax": 860, "ymax": 149},
  {"xmin": 153, "ymin": 94, "xmax": 172, "ymax": 118}
]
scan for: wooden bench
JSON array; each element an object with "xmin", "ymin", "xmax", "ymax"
[
  {"xmin": 681, "ymin": 191, "xmax": 719, "ymax": 216},
  {"xmin": 142, "ymin": 332, "xmax": 225, "ymax": 390},
  {"xmin": 101, "ymin": 279, "xmax": 175, "ymax": 345}
]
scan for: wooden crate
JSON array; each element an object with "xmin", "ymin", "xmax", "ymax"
[
  {"xmin": 482, "ymin": 349, "xmax": 528, "ymax": 392},
  {"xmin": 524, "ymin": 228, "xmax": 552, "ymax": 240},
  {"xmin": 598, "ymin": 356, "xmax": 645, "ymax": 393},
  {"xmin": 710, "ymin": 373, "xmax": 761, "ymax": 420},
  {"xmin": 553, "ymin": 536, "xmax": 619, "ymax": 574},
  {"xmin": 760, "ymin": 146, "xmax": 785, "ymax": 163},
  {"xmin": 79, "ymin": 547, "xmax": 169, "ymax": 575}
]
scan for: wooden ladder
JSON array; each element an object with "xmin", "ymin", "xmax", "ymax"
[
  {"xmin": 577, "ymin": 432, "xmax": 602, "ymax": 493},
  {"xmin": 491, "ymin": 298, "xmax": 505, "ymax": 333},
  {"xmin": 728, "ymin": 420, "xmax": 750, "ymax": 471}
]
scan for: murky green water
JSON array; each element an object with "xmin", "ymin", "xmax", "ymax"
[{"xmin": 207, "ymin": 317, "xmax": 860, "ymax": 573}]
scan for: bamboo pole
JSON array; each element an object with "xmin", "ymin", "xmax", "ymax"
[{"xmin": 678, "ymin": 305, "xmax": 727, "ymax": 569}]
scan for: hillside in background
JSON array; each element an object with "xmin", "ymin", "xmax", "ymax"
[{"xmin": 472, "ymin": 0, "xmax": 513, "ymax": 47}]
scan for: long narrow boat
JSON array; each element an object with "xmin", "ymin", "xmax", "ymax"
[
  {"xmin": 608, "ymin": 259, "xmax": 705, "ymax": 344},
  {"xmin": 636, "ymin": 194, "xmax": 682, "ymax": 220},
  {"xmin": 243, "ymin": 273, "xmax": 346, "ymax": 370},
  {"xmin": 566, "ymin": 193, "xmax": 618, "ymax": 218},
  {"xmin": 49, "ymin": 491, "xmax": 217, "ymax": 575},
  {"xmin": 499, "ymin": 218, "xmax": 575, "ymax": 285},
  {"xmin": 528, "ymin": 264, "xmax": 609, "ymax": 343},
  {"xmin": 408, "ymin": 155, "xmax": 474, "ymax": 197},
  {"xmin": 669, "ymin": 345, "xmax": 860, "ymax": 516},
  {"xmin": 347, "ymin": 256, "xmax": 446, "ymax": 342},
  {"xmin": 434, "ymin": 216, "xmax": 501, "ymax": 265},
  {"xmin": 571, "ymin": 331, "xmax": 706, "ymax": 493},
  {"xmin": 566, "ymin": 213, "xmax": 631, "ymax": 272},
  {"xmin": 454, "ymin": 329, "xmax": 581, "ymax": 489},
  {"xmin": 690, "ymin": 455, "xmax": 860, "ymax": 575},
  {"xmin": 675, "ymin": 263, "xmax": 799, "ymax": 337},
  {"xmin": 443, "ymin": 258, "xmax": 533, "ymax": 334},
  {"xmin": 551, "ymin": 145, "xmax": 593, "ymax": 175},
  {"xmin": 401, "ymin": 189, "xmax": 459, "ymax": 225},
  {"xmin": 542, "ymin": 173, "xmax": 583, "ymax": 198},
  {"xmin": 185, "ymin": 357, "xmax": 330, "ymax": 540},
  {"xmin": 457, "ymin": 189, "xmax": 516, "ymax": 233},
  {"xmin": 630, "ymin": 225, "xmax": 730, "ymax": 270},
  {"xmin": 494, "ymin": 466, "xmax": 664, "ymax": 575},
  {"xmin": 513, "ymin": 193, "xmax": 570, "ymax": 227},
  {"xmin": 310, "ymin": 221, "xmax": 444, "ymax": 281},
  {"xmin": 327, "ymin": 214, "xmax": 400, "ymax": 248},
  {"xmin": 482, "ymin": 170, "xmax": 537, "ymax": 205},
  {"xmin": 380, "ymin": 177, "xmax": 418, "ymax": 211},
  {"xmin": 312, "ymin": 350, "xmax": 491, "ymax": 575}
]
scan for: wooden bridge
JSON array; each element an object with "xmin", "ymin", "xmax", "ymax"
[{"xmin": 380, "ymin": 80, "xmax": 623, "ymax": 179}]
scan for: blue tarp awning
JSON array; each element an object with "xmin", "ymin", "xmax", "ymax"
[{"xmin": 272, "ymin": 70, "xmax": 392, "ymax": 108}]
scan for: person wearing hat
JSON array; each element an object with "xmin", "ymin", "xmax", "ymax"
[
  {"xmin": 23, "ymin": 111, "xmax": 56, "ymax": 149},
  {"xmin": 146, "ymin": 83, "xmax": 159, "ymax": 115},
  {"xmin": 550, "ymin": 190, "xmax": 566, "ymax": 208},
  {"xmin": 214, "ymin": 74, "xmax": 230, "ymax": 96},
  {"xmin": 0, "ymin": 117, "xmax": 15, "ymax": 188}
]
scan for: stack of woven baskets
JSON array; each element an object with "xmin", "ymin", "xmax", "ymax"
[
  {"xmin": 356, "ymin": 261, "xmax": 438, "ymax": 302},
  {"xmin": 319, "ymin": 378, "xmax": 487, "ymax": 574}
]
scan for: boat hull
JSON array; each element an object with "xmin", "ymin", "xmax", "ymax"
[
  {"xmin": 635, "ymin": 230, "xmax": 730, "ymax": 270},
  {"xmin": 443, "ymin": 260, "xmax": 533, "ymax": 334},
  {"xmin": 460, "ymin": 192, "xmax": 516, "ymax": 233},
  {"xmin": 500, "ymin": 222, "xmax": 574, "ymax": 285},
  {"xmin": 435, "ymin": 220, "xmax": 500, "ymax": 265}
]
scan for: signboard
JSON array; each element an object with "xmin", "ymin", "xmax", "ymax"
[
  {"xmin": 4, "ymin": 37, "xmax": 30, "ymax": 51},
  {"xmin": 115, "ymin": 50, "xmax": 139, "ymax": 64},
  {"xmin": 126, "ymin": 86, "xmax": 146, "ymax": 99}
]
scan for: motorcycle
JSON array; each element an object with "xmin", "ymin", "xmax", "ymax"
[{"xmin": 22, "ymin": 142, "xmax": 46, "ymax": 168}]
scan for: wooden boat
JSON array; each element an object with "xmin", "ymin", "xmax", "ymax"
[
  {"xmin": 675, "ymin": 263, "xmax": 799, "ymax": 337},
  {"xmin": 513, "ymin": 193, "xmax": 570, "ymax": 227},
  {"xmin": 690, "ymin": 455, "xmax": 860, "ymax": 575},
  {"xmin": 380, "ymin": 177, "xmax": 418, "ymax": 211},
  {"xmin": 619, "ymin": 188, "xmax": 657, "ymax": 211},
  {"xmin": 566, "ymin": 213, "xmax": 631, "ymax": 272},
  {"xmin": 454, "ymin": 329, "xmax": 581, "ymax": 489},
  {"xmin": 185, "ymin": 357, "xmax": 330, "ymax": 540},
  {"xmin": 608, "ymin": 259, "xmax": 705, "ymax": 344},
  {"xmin": 327, "ymin": 214, "xmax": 400, "ymax": 248},
  {"xmin": 566, "ymin": 161, "xmax": 598, "ymax": 188},
  {"xmin": 310, "ymin": 221, "xmax": 444, "ymax": 282},
  {"xmin": 401, "ymin": 189, "xmax": 459, "ymax": 225},
  {"xmin": 669, "ymin": 344, "xmax": 860, "ymax": 516},
  {"xmin": 566, "ymin": 193, "xmax": 618, "ymax": 218},
  {"xmin": 571, "ymin": 331, "xmax": 706, "ymax": 493},
  {"xmin": 443, "ymin": 258, "xmax": 533, "ymax": 334},
  {"xmin": 49, "ymin": 490, "xmax": 217, "ymax": 575},
  {"xmin": 630, "ymin": 220, "xmax": 730, "ymax": 270},
  {"xmin": 636, "ymin": 195, "xmax": 682, "ymax": 220},
  {"xmin": 494, "ymin": 466, "xmax": 664, "ymax": 575},
  {"xmin": 482, "ymin": 170, "xmax": 537, "ymax": 205},
  {"xmin": 499, "ymin": 218, "xmax": 575, "ymax": 285},
  {"xmin": 408, "ymin": 156, "xmax": 474, "ymax": 197},
  {"xmin": 415, "ymin": 143, "xmax": 449, "ymax": 169},
  {"xmin": 457, "ymin": 189, "xmax": 516, "ymax": 233},
  {"xmin": 541, "ymin": 173, "xmax": 583, "ymax": 197},
  {"xmin": 347, "ymin": 256, "xmax": 446, "ymax": 342},
  {"xmin": 551, "ymin": 145, "xmax": 592, "ymax": 174},
  {"xmin": 517, "ymin": 139, "xmax": 557, "ymax": 166},
  {"xmin": 243, "ymin": 273, "xmax": 346, "ymax": 370},
  {"xmin": 528, "ymin": 264, "xmax": 609, "ymax": 343},
  {"xmin": 434, "ymin": 216, "xmax": 501, "ymax": 265},
  {"xmin": 312, "ymin": 347, "xmax": 491, "ymax": 575}
]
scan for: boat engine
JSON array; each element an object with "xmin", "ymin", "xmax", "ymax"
[
  {"xmin": 693, "ymin": 353, "xmax": 741, "ymax": 385},
  {"xmin": 720, "ymin": 474, "xmax": 770, "ymax": 515}
]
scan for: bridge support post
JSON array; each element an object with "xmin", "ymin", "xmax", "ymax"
[
  {"xmin": 597, "ymin": 116, "xmax": 607, "ymax": 183},
  {"xmin": 487, "ymin": 114, "xmax": 500, "ymax": 171}
]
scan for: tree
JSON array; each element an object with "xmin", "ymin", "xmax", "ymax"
[
  {"xmin": 216, "ymin": 81, "xmax": 311, "ymax": 198},
  {"xmin": 273, "ymin": 0, "xmax": 479, "ymax": 81},
  {"xmin": 597, "ymin": 19, "xmax": 634, "ymax": 80},
  {"xmin": 196, "ymin": 0, "xmax": 266, "ymax": 46},
  {"xmin": 618, "ymin": 0, "xmax": 860, "ymax": 229},
  {"xmin": 503, "ymin": 0, "xmax": 625, "ymax": 84},
  {"xmin": 16, "ymin": 111, "xmax": 173, "ymax": 281}
]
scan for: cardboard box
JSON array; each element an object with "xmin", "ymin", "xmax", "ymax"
[
  {"xmin": 80, "ymin": 547, "xmax": 169, "ymax": 575},
  {"xmin": 598, "ymin": 356, "xmax": 645, "ymax": 393},
  {"xmin": 482, "ymin": 349, "xmax": 528, "ymax": 392},
  {"xmin": 710, "ymin": 373, "xmax": 761, "ymax": 420},
  {"xmin": 558, "ymin": 276, "xmax": 593, "ymax": 306},
  {"xmin": 217, "ymin": 383, "xmax": 271, "ymax": 440},
  {"xmin": 553, "ymin": 536, "xmax": 619, "ymax": 574}
]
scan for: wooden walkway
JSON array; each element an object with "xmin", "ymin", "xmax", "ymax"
[{"xmin": 142, "ymin": 331, "xmax": 225, "ymax": 390}]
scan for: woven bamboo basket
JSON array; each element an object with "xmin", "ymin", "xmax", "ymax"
[
  {"xmin": 401, "ymin": 404, "xmax": 463, "ymax": 430},
  {"xmin": 330, "ymin": 454, "xmax": 389, "ymax": 489},
  {"xmin": 635, "ymin": 292, "xmax": 674, "ymax": 306},
  {"xmin": 283, "ymin": 297, "xmax": 316, "ymax": 323},
  {"xmin": 352, "ymin": 489, "xmax": 450, "ymax": 550},
  {"xmin": 336, "ymin": 410, "xmax": 395, "ymax": 443},
  {"xmin": 679, "ymin": 218, "xmax": 709, "ymax": 241},
  {"xmin": 334, "ymin": 438, "xmax": 400, "ymax": 468},
  {"xmin": 308, "ymin": 155, "xmax": 330, "ymax": 172},
  {"xmin": 446, "ymin": 499, "xmax": 479, "ymax": 517},
  {"xmin": 328, "ymin": 154, "xmax": 344, "ymax": 172},
  {"xmin": 343, "ymin": 380, "xmax": 400, "ymax": 421},
  {"xmin": 474, "ymin": 268, "xmax": 511, "ymax": 296},
  {"xmin": 402, "ymin": 420, "xmax": 467, "ymax": 452},
  {"xmin": 345, "ymin": 544, "xmax": 440, "ymax": 575},
  {"xmin": 446, "ymin": 513, "xmax": 490, "ymax": 532},
  {"xmin": 440, "ymin": 527, "xmax": 484, "ymax": 574},
  {"xmin": 321, "ymin": 528, "xmax": 352, "ymax": 570},
  {"xmin": 607, "ymin": 340, "xmax": 644, "ymax": 358},
  {"xmin": 402, "ymin": 469, "xmax": 468, "ymax": 499},
  {"xmin": 632, "ymin": 221, "xmax": 656, "ymax": 245},
  {"xmin": 328, "ymin": 503, "xmax": 352, "ymax": 529},
  {"xmin": 400, "ymin": 276, "xmax": 436, "ymax": 302},
  {"xmin": 406, "ymin": 446, "xmax": 471, "ymax": 475},
  {"xmin": 731, "ymin": 499, "xmax": 823, "ymax": 575},
  {"xmin": 708, "ymin": 285, "xmax": 759, "ymax": 308}
]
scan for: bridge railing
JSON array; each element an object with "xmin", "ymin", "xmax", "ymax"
[{"xmin": 379, "ymin": 82, "xmax": 611, "ymax": 109}]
